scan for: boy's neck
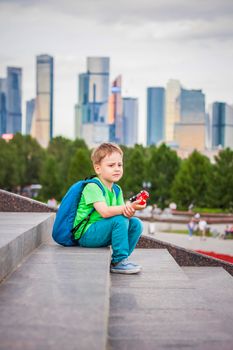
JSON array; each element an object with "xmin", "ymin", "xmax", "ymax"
[{"xmin": 97, "ymin": 176, "xmax": 113, "ymax": 190}]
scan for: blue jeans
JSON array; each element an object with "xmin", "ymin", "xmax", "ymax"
[{"xmin": 78, "ymin": 215, "xmax": 143, "ymax": 263}]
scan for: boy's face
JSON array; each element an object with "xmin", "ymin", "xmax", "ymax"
[{"xmin": 94, "ymin": 151, "xmax": 123, "ymax": 184}]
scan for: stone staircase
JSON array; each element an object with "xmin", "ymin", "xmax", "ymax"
[{"xmin": 0, "ymin": 213, "xmax": 233, "ymax": 350}]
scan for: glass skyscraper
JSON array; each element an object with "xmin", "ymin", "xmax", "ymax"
[
  {"xmin": 108, "ymin": 75, "xmax": 123, "ymax": 144},
  {"xmin": 31, "ymin": 54, "xmax": 54, "ymax": 147},
  {"xmin": 147, "ymin": 87, "xmax": 165, "ymax": 145},
  {"xmin": 210, "ymin": 102, "xmax": 233, "ymax": 149},
  {"xmin": 75, "ymin": 57, "xmax": 110, "ymax": 146},
  {"xmin": 179, "ymin": 89, "xmax": 205, "ymax": 124},
  {"xmin": 6, "ymin": 67, "xmax": 22, "ymax": 134},
  {"xmin": 26, "ymin": 98, "xmax": 35, "ymax": 135},
  {"xmin": 174, "ymin": 88, "xmax": 206, "ymax": 150},
  {"xmin": 87, "ymin": 57, "xmax": 109, "ymax": 123},
  {"xmin": 0, "ymin": 78, "xmax": 7, "ymax": 135},
  {"xmin": 123, "ymin": 98, "xmax": 138, "ymax": 146},
  {"xmin": 165, "ymin": 79, "xmax": 181, "ymax": 142}
]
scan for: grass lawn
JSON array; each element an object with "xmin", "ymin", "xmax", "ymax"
[
  {"xmin": 162, "ymin": 229, "xmax": 213, "ymax": 237},
  {"xmin": 161, "ymin": 229, "xmax": 188, "ymax": 234}
]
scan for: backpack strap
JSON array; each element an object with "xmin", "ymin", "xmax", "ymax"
[
  {"xmin": 85, "ymin": 178, "xmax": 106, "ymax": 196},
  {"xmin": 112, "ymin": 183, "xmax": 121, "ymax": 198},
  {"xmin": 85, "ymin": 177, "xmax": 121, "ymax": 198}
]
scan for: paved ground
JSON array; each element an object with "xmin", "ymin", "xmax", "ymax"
[
  {"xmin": 143, "ymin": 221, "xmax": 233, "ymax": 255},
  {"xmin": 109, "ymin": 249, "xmax": 233, "ymax": 350},
  {"xmin": 0, "ymin": 243, "xmax": 111, "ymax": 350}
]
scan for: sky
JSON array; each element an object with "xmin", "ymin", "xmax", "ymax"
[{"xmin": 0, "ymin": 0, "xmax": 233, "ymax": 144}]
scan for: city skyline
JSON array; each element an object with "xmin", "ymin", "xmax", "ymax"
[{"xmin": 0, "ymin": 0, "xmax": 233, "ymax": 144}]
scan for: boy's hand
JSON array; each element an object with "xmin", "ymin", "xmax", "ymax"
[
  {"xmin": 131, "ymin": 200, "xmax": 147, "ymax": 211},
  {"xmin": 123, "ymin": 203, "xmax": 136, "ymax": 218}
]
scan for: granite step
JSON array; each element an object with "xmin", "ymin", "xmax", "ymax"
[
  {"xmin": 108, "ymin": 249, "xmax": 233, "ymax": 350},
  {"xmin": 0, "ymin": 212, "xmax": 55, "ymax": 282},
  {"xmin": 182, "ymin": 266, "xmax": 233, "ymax": 323},
  {"xmin": 0, "ymin": 243, "xmax": 111, "ymax": 350}
]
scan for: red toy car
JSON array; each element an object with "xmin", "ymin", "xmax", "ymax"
[{"xmin": 129, "ymin": 190, "xmax": 149, "ymax": 205}]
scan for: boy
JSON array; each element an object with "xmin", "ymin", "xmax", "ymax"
[{"xmin": 73, "ymin": 143, "xmax": 146, "ymax": 274}]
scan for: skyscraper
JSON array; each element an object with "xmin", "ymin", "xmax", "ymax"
[
  {"xmin": 165, "ymin": 79, "xmax": 181, "ymax": 142},
  {"xmin": 108, "ymin": 75, "xmax": 123, "ymax": 144},
  {"xmin": 210, "ymin": 102, "xmax": 233, "ymax": 149},
  {"xmin": 87, "ymin": 57, "xmax": 109, "ymax": 123},
  {"xmin": 31, "ymin": 54, "xmax": 54, "ymax": 147},
  {"xmin": 75, "ymin": 57, "xmax": 110, "ymax": 146},
  {"xmin": 0, "ymin": 78, "xmax": 7, "ymax": 135},
  {"xmin": 6, "ymin": 67, "xmax": 22, "ymax": 134},
  {"xmin": 26, "ymin": 98, "xmax": 35, "ymax": 135},
  {"xmin": 147, "ymin": 87, "xmax": 165, "ymax": 145},
  {"xmin": 174, "ymin": 88, "xmax": 206, "ymax": 150},
  {"xmin": 123, "ymin": 98, "xmax": 138, "ymax": 146},
  {"xmin": 179, "ymin": 89, "xmax": 205, "ymax": 123}
]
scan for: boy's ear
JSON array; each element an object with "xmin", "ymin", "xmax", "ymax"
[{"xmin": 94, "ymin": 163, "xmax": 101, "ymax": 175}]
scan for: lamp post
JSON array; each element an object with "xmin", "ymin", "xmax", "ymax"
[{"xmin": 142, "ymin": 181, "xmax": 151, "ymax": 191}]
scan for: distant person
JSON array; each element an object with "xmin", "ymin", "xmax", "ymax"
[
  {"xmin": 199, "ymin": 219, "xmax": 207, "ymax": 240},
  {"xmin": 224, "ymin": 225, "xmax": 233, "ymax": 238},
  {"xmin": 47, "ymin": 197, "xmax": 57, "ymax": 209},
  {"xmin": 187, "ymin": 217, "xmax": 196, "ymax": 240},
  {"xmin": 194, "ymin": 212, "xmax": 200, "ymax": 220}
]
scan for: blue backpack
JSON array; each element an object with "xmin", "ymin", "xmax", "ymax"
[{"xmin": 52, "ymin": 178, "xmax": 120, "ymax": 246}]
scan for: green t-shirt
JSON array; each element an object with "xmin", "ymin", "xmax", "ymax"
[{"xmin": 73, "ymin": 178, "xmax": 125, "ymax": 240}]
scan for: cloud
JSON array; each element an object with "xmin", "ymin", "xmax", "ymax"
[
  {"xmin": 1, "ymin": 0, "xmax": 233, "ymax": 23},
  {"xmin": 1, "ymin": 0, "xmax": 233, "ymax": 44}
]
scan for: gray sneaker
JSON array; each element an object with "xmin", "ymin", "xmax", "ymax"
[{"xmin": 110, "ymin": 259, "xmax": 142, "ymax": 274}]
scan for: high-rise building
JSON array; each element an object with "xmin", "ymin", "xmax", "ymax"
[
  {"xmin": 81, "ymin": 123, "xmax": 110, "ymax": 149},
  {"xmin": 31, "ymin": 54, "xmax": 54, "ymax": 148},
  {"xmin": 26, "ymin": 98, "xmax": 35, "ymax": 135},
  {"xmin": 108, "ymin": 75, "xmax": 123, "ymax": 143},
  {"xmin": 6, "ymin": 67, "xmax": 22, "ymax": 134},
  {"xmin": 75, "ymin": 57, "xmax": 110, "ymax": 146},
  {"xmin": 179, "ymin": 89, "xmax": 205, "ymax": 124},
  {"xmin": 0, "ymin": 78, "xmax": 7, "ymax": 136},
  {"xmin": 174, "ymin": 88, "xmax": 206, "ymax": 150},
  {"xmin": 123, "ymin": 98, "xmax": 138, "ymax": 146},
  {"xmin": 209, "ymin": 102, "xmax": 233, "ymax": 149},
  {"xmin": 87, "ymin": 57, "xmax": 109, "ymax": 123},
  {"xmin": 147, "ymin": 87, "xmax": 165, "ymax": 145},
  {"xmin": 165, "ymin": 79, "xmax": 181, "ymax": 142}
]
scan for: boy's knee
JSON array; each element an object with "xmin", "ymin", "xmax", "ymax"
[
  {"xmin": 129, "ymin": 217, "xmax": 143, "ymax": 234},
  {"xmin": 110, "ymin": 215, "xmax": 129, "ymax": 226}
]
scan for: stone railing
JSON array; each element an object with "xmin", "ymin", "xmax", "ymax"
[
  {"xmin": 0, "ymin": 189, "xmax": 56, "ymax": 212},
  {"xmin": 138, "ymin": 235, "xmax": 233, "ymax": 276}
]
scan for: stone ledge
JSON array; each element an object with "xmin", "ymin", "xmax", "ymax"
[
  {"xmin": 137, "ymin": 235, "xmax": 233, "ymax": 276},
  {"xmin": 0, "ymin": 189, "xmax": 56, "ymax": 212},
  {"xmin": 0, "ymin": 213, "xmax": 55, "ymax": 282}
]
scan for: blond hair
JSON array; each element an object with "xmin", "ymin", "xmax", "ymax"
[{"xmin": 91, "ymin": 143, "xmax": 123, "ymax": 165}]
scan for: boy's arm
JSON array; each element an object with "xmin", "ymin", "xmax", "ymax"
[
  {"xmin": 93, "ymin": 201, "xmax": 125, "ymax": 218},
  {"xmin": 93, "ymin": 200, "xmax": 146, "ymax": 218}
]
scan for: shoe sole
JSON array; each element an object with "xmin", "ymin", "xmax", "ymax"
[{"xmin": 110, "ymin": 268, "xmax": 141, "ymax": 274}]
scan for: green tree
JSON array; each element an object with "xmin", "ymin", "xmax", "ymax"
[
  {"xmin": 66, "ymin": 148, "xmax": 92, "ymax": 192},
  {"xmin": 39, "ymin": 155, "xmax": 63, "ymax": 201},
  {"xmin": 10, "ymin": 133, "xmax": 45, "ymax": 187},
  {"xmin": 207, "ymin": 148, "xmax": 233, "ymax": 209},
  {"xmin": 171, "ymin": 150, "xmax": 212, "ymax": 209},
  {"xmin": 47, "ymin": 136, "xmax": 72, "ymax": 184},
  {"xmin": 0, "ymin": 139, "xmax": 19, "ymax": 190},
  {"xmin": 147, "ymin": 144, "xmax": 180, "ymax": 208},
  {"xmin": 120, "ymin": 145, "xmax": 146, "ymax": 199}
]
